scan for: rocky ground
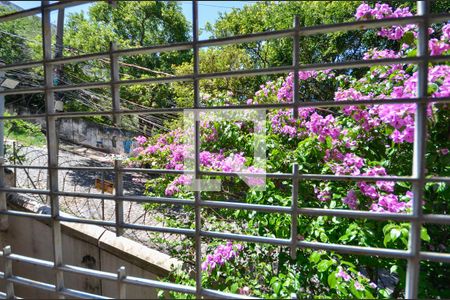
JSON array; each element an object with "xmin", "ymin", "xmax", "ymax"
[{"xmin": 6, "ymin": 139, "xmax": 178, "ymax": 251}]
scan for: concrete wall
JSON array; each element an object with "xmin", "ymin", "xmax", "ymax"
[
  {"xmin": 0, "ymin": 194, "xmax": 181, "ymax": 298},
  {"xmin": 56, "ymin": 118, "xmax": 136, "ymax": 154},
  {"xmin": 6, "ymin": 105, "xmax": 137, "ymax": 154}
]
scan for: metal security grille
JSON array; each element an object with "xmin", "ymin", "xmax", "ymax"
[{"xmin": 0, "ymin": 0, "xmax": 449, "ymax": 299}]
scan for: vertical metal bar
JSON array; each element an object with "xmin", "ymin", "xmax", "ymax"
[
  {"xmin": 3, "ymin": 246, "xmax": 15, "ymax": 299},
  {"xmin": 290, "ymin": 164, "xmax": 299, "ymax": 260},
  {"xmin": 192, "ymin": 0, "xmax": 202, "ymax": 298},
  {"xmin": 0, "ymin": 62, "xmax": 5, "ymax": 156},
  {"xmin": 117, "ymin": 266, "xmax": 126, "ymax": 299},
  {"xmin": 292, "ymin": 15, "xmax": 300, "ymax": 118},
  {"xmin": 101, "ymin": 170, "xmax": 105, "ymax": 221},
  {"xmin": 0, "ymin": 62, "xmax": 7, "ymax": 231},
  {"xmin": 0, "ymin": 158, "xmax": 7, "ymax": 231},
  {"xmin": 12, "ymin": 141, "xmax": 16, "ymax": 187},
  {"xmin": 406, "ymin": 1, "xmax": 429, "ymax": 298},
  {"xmin": 110, "ymin": 42, "xmax": 121, "ymax": 125},
  {"xmin": 114, "ymin": 160, "xmax": 124, "ymax": 236},
  {"xmin": 42, "ymin": 1, "xmax": 64, "ymax": 297}
]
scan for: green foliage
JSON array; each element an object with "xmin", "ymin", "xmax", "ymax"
[{"xmin": 4, "ymin": 115, "xmax": 46, "ymax": 146}]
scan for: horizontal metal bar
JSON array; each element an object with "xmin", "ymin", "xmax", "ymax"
[
  {"xmin": 0, "ymin": 114, "xmax": 46, "ymax": 120},
  {"xmin": 198, "ymin": 65, "xmax": 292, "ymax": 80},
  {"xmin": 201, "ymin": 170, "xmax": 416, "ymax": 182},
  {"xmin": 121, "ymin": 195, "xmax": 194, "ymax": 206},
  {"xmin": 0, "ymin": 187, "xmax": 49, "ymax": 194},
  {"xmin": 298, "ymin": 173, "xmax": 416, "ymax": 182},
  {"xmin": 124, "ymin": 275, "xmax": 196, "ymax": 294},
  {"xmin": 8, "ymin": 275, "xmax": 55, "ymax": 292},
  {"xmin": 0, "ymin": 61, "xmax": 43, "ymax": 72},
  {"xmin": 59, "ymin": 264, "xmax": 117, "ymax": 281},
  {"xmin": 61, "ymin": 288, "xmax": 111, "ymax": 299},
  {"xmin": 299, "ymin": 15, "xmax": 424, "ymax": 37},
  {"xmin": 0, "ymin": 87, "xmax": 44, "ymax": 96},
  {"xmin": 201, "ymin": 288, "xmax": 258, "ymax": 299},
  {"xmin": 1, "ymin": 96, "xmax": 448, "ymax": 121},
  {"xmin": 8, "ymin": 253, "xmax": 54, "ymax": 268},
  {"xmin": 298, "ymin": 55, "xmax": 447, "ymax": 73},
  {"xmin": 198, "ymin": 29, "xmax": 294, "ymax": 48},
  {"xmin": 121, "ymin": 167, "xmax": 185, "ymax": 175},
  {"xmin": 57, "ymin": 215, "xmax": 196, "ymax": 236},
  {"xmin": 298, "ymin": 208, "xmax": 415, "ymax": 222},
  {"xmin": 297, "ymin": 240, "xmax": 412, "ymax": 259},
  {"xmin": 429, "ymin": 13, "xmax": 450, "ymax": 23},
  {"xmin": 200, "ymin": 170, "xmax": 292, "ymax": 179},
  {"xmin": 0, "ymin": 209, "xmax": 52, "ymax": 220},
  {"xmin": 422, "ymin": 214, "xmax": 450, "ymax": 224},
  {"xmin": 50, "ymin": 81, "xmax": 111, "ymax": 92},
  {"xmin": 2, "ymin": 197, "xmax": 449, "ymax": 225},
  {"xmin": 114, "ymin": 41, "xmax": 193, "ymax": 57},
  {"xmin": 420, "ymin": 251, "xmax": 450, "ymax": 263},
  {"xmin": 50, "ymin": 51, "xmax": 109, "ymax": 65},
  {"xmin": 4, "ymin": 163, "xmax": 449, "ymax": 183},
  {"xmin": 426, "ymin": 176, "xmax": 450, "ymax": 183},
  {"xmin": 121, "ymin": 222, "xmax": 195, "ymax": 236},
  {"xmin": 201, "ymin": 200, "xmax": 291, "ymax": 214},
  {"xmin": 118, "ymin": 74, "xmax": 193, "ymax": 86},
  {"xmin": 0, "ymin": 0, "xmax": 83, "ymax": 23},
  {"xmin": 201, "ymin": 230, "xmax": 291, "ymax": 246},
  {"xmin": 202, "ymin": 230, "xmax": 411, "ymax": 259},
  {"xmin": 7, "ymin": 274, "xmax": 110, "ymax": 299}
]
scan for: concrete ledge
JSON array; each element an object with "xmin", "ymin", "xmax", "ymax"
[{"xmin": 6, "ymin": 193, "xmax": 181, "ymax": 277}]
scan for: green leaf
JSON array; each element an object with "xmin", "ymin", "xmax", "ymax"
[
  {"xmin": 309, "ymin": 251, "xmax": 321, "ymax": 264},
  {"xmin": 383, "ymin": 233, "xmax": 391, "ymax": 247},
  {"xmin": 420, "ymin": 227, "xmax": 431, "ymax": 242},
  {"xmin": 390, "ymin": 265, "xmax": 398, "ymax": 274},
  {"xmin": 230, "ymin": 283, "xmax": 239, "ymax": 293},
  {"xmin": 317, "ymin": 259, "xmax": 334, "ymax": 272},
  {"xmin": 390, "ymin": 228, "xmax": 401, "ymax": 241},
  {"xmin": 272, "ymin": 281, "xmax": 281, "ymax": 294},
  {"xmin": 328, "ymin": 272, "xmax": 337, "ymax": 289}
]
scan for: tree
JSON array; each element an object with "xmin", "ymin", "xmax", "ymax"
[{"xmin": 61, "ymin": 1, "xmax": 191, "ymax": 127}]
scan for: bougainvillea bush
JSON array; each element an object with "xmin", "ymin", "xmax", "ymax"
[{"xmin": 128, "ymin": 3, "xmax": 449, "ymax": 299}]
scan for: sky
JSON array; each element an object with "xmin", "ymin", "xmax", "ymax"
[{"xmin": 9, "ymin": 1, "xmax": 254, "ymax": 39}]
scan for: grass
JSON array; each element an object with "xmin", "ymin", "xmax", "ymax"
[{"xmin": 4, "ymin": 118, "xmax": 46, "ymax": 147}]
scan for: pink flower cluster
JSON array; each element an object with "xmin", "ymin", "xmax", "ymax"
[
  {"xmin": 371, "ymin": 191, "xmax": 412, "ymax": 213},
  {"xmin": 343, "ymin": 190, "xmax": 358, "ymax": 210},
  {"xmin": 336, "ymin": 267, "xmax": 377, "ymax": 290},
  {"xmin": 201, "ymin": 241, "xmax": 243, "ymax": 272},
  {"xmin": 330, "ymin": 153, "xmax": 365, "ymax": 176},
  {"xmin": 355, "ymin": 3, "xmax": 414, "ymax": 40}
]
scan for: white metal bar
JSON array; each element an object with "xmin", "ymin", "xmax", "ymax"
[
  {"xmin": 0, "ymin": 158, "xmax": 8, "ymax": 231},
  {"xmin": 110, "ymin": 41, "xmax": 121, "ymax": 125},
  {"xmin": 293, "ymin": 15, "xmax": 300, "ymax": 116},
  {"xmin": 405, "ymin": 2, "xmax": 429, "ymax": 299},
  {"xmin": 0, "ymin": 96, "xmax": 449, "ymax": 120},
  {"xmin": 3, "ymin": 246, "xmax": 15, "ymax": 299},
  {"xmin": 117, "ymin": 266, "xmax": 126, "ymax": 299},
  {"xmin": 290, "ymin": 164, "xmax": 299, "ymax": 259},
  {"xmin": 113, "ymin": 160, "xmax": 124, "ymax": 236},
  {"xmin": 192, "ymin": 1, "xmax": 203, "ymax": 298},
  {"xmin": 41, "ymin": 1, "xmax": 64, "ymax": 298}
]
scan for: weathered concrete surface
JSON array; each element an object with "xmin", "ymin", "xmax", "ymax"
[{"xmin": 0, "ymin": 194, "xmax": 181, "ymax": 298}]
